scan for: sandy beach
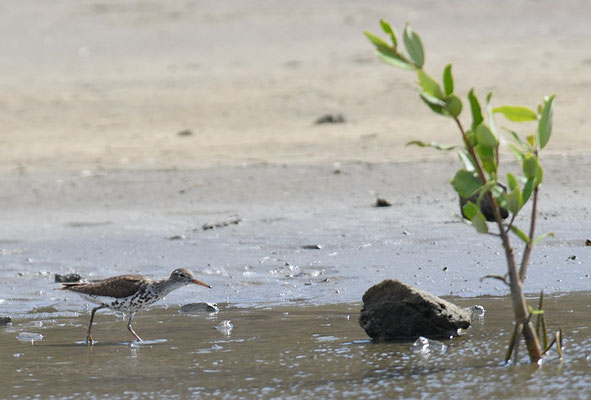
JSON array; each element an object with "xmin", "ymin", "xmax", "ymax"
[{"xmin": 0, "ymin": 0, "xmax": 590, "ymax": 314}]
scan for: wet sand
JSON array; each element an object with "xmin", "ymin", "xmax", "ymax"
[
  {"xmin": 2, "ymin": 296, "xmax": 591, "ymax": 399},
  {"xmin": 1, "ymin": 156, "xmax": 590, "ymax": 318}
]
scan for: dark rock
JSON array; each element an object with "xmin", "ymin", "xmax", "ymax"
[
  {"xmin": 301, "ymin": 244, "xmax": 322, "ymax": 250},
  {"xmin": 179, "ymin": 302, "xmax": 219, "ymax": 313},
  {"xmin": 0, "ymin": 316, "xmax": 11, "ymax": 325},
  {"xmin": 374, "ymin": 197, "xmax": 392, "ymax": 207},
  {"xmin": 459, "ymin": 182, "xmax": 509, "ymax": 221},
  {"xmin": 315, "ymin": 114, "xmax": 345, "ymax": 124},
  {"xmin": 585, "ymin": 239, "xmax": 591, "ymax": 247},
  {"xmin": 201, "ymin": 216, "xmax": 241, "ymax": 230},
  {"xmin": 177, "ymin": 129, "xmax": 193, "ymax": 136},
  {"xmin": 54, "ymin": 273, "xmax": 82, "ymax": 283},
  {"xmin": 359, "ymin": 280, "xmax": 471, "ymax": 341},
  {"xmin": 166, "ymin": 235, "xmax": 186, "ymax": 241}
]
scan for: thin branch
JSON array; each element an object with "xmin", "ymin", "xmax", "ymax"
[
  {"xmin": 505, "ymin": 212, "xmax": 517, "ymax": 234},
  {"xmin": 519, "ymin": 186, "xmax": 539, "ymax": 282},
  {"xmin": 453, "ymin": 118, "xmax": 487, "ymax": 184}
]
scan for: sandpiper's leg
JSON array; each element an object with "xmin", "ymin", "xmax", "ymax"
[
  {"xmin": 87, "ymin": 305, "xmax": 107, "ymax": 345},
  {"xmin": 127, "ymin": 312, "xmax": 143, "ymax": 342}
]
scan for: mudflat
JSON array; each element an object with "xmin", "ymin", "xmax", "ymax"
[
  {"xmin": 0, "ymin": 0, "xmax": 590, "ymax": 313},
  {"xmin": 1, "ymin": 2, "xmax": 591, "ymax": 399}
]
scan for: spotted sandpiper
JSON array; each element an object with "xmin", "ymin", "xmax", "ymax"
[{"xmin": 58, "ymin": 268, "xmax": 211, "ymax": 344}]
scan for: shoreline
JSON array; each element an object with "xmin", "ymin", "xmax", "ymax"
[{"xmin": 1, "ymin": 156, "xmax": 589, "ymax": 316}]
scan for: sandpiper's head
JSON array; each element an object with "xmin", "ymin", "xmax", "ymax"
[{"xmin": 170, "ymin": 268, "xmax": 212, "ymax": 288}]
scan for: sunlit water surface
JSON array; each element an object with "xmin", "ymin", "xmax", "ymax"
[{"xmin": 2, "ymin": 295, "xmax": 591, "ymax": 399}]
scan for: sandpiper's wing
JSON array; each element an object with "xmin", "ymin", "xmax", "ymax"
[{"xmin": 59, "ymin": 275, "xmax": 149, "ymax": 298}]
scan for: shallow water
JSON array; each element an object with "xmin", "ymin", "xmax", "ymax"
[{"xmin": 2, "ymin": 294, "xmax": 591, "ymax": 399}]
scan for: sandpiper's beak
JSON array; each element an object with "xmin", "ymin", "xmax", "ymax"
[{"xmin": 193, "ymin": 279, "xmax": 212, "ymax": 289}]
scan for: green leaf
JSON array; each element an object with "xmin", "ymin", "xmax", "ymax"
[
  {"xmin": 493, "ymin": 105, "xmax": 538, "ymax": 122},
  {"xmin": 494, "ymin": 190, "xmax": 507, "ymax": 211},
  {"xmin": 506, "ymin": 189, "xmax": 522, "ymax": 214},
  {"xmin": 445, "ymin": 94, "xmax": 463, "ymax": 117},
  {"xmin": 379, "ymin": 20, "xmax": 397, "ymax": 48},
  {"xmin": 509, "ymin": 225, "xmax": 530, "ymax": 243},
  {"xmin": 419, "ymin": 92, "xmax": 445, "ymax": 114},
  {"xmin": 406, "ymin": 140, "xmax": 456, "ymax": 151},
  {"xmin": 508, "ymin": 143, "xmax": 525, "ymax": 161},
  {"xmin": 365, "ymin": 30, "xmax": 414, "ymax": 70},
  {"xmin": 468, "ymin": 89, "xmax": 483, "ymax": 132},
  {"xmin": 462, "ymin": 201, "xmax": 488, "ymax": 233},
  {"xmin": 507, "ymin": 173, "xmax": 519, "ymax": 191},
  {"xmin": 417, "ymin": 70, "xmax": 443, "ymax": 99},
  {"xmin": 376, "ymin": 51, "xmax": 414, "ymax": 70},
  {"xmin": 534, "ymin": 162, "xmax": 543, "ymax": 187},
  {"xmin": 364, "ymin": 31, "xmax": 392, "ymax": 53},
  {"xmin": 476, "ymin": 124, "xmax": 499, "ymax": 147},
  {"xmin": 451, "ymin": 169, "xmax": 483, "ymax": 198},
  {"xmin": 471, "ymin": 213, "xmax": 489, "ymax": 234},
  {"xmin": 537, "ymin": 95, "xmax": 555, "ymax": 149},
  {"xmin": 533, "ymin": 232, "xmax": 555, "ymax": 246},
  {"xmin": 476, "ymin": 144, "xmax": 496, "ymax": 176},
  {"xmin": 526, "ymin": 134, "xmax": 535, "ymax": 147},
  {"xmin": 458, "ymin": 151, "xmax": 475, "ymax": 172},
  {"xmin": 443, "ymin": 64, "xmax": 453, "ymax": 96},
  {"xmin": 462, "ymin": 201, "xmax": 479, "ymax": 220},
  {"xmin": 466, "ymin": 130, "xmax": 476, "ymax": 147},
  {"xmin": 522, "ymin": 178, "xmax": 534, "ymax": 204},
  {"xmin": 504, "ymin": 128, "xmax": 533, "ymax": 151},
  {"xmin": 522, "ymin": 154, "xmax": 538, "ymax": 179},
  {"xmin": 403, "ymin": 24, "xmax": 425, "ymax": 68}
]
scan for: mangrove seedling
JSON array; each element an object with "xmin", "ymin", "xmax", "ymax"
[{"xmin": 365, "ymin": 20, "xmax": 559, "ymax": 364}]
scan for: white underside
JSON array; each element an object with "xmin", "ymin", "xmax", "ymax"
[{"xmin": 75, "ymin": 291, "xmax": 163, "ymax": 312}]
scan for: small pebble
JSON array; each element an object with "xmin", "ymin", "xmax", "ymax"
[
  {"xmin": 301, "ymin": 244, "xmax": 322, "ymax": 250},
  {"xmin": 374, "ymin": 197, "xmax": 392, "ymax": 207},
  {"xmin": 315, "ymin": 114, "xmax": 345, "ymax": 124},
  {"xmin": 177, "ymin": 129, "xmax": 193, "ymax": 136},
  {"xmin": 54, "ymin": 273, "xmax": 82, "ymax": 283},
  {"xmin": 166, "ymin": 235, "xmax": 186, "ymax": 241}
]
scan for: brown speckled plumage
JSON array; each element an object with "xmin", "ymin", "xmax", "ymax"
[
  {"xmin": 60, "ymin": 274, "xmax": 150, "ymax": 298},
  {"xmin": 59, "ymin": 268, "xmax": 211, "ymax": 344}
]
